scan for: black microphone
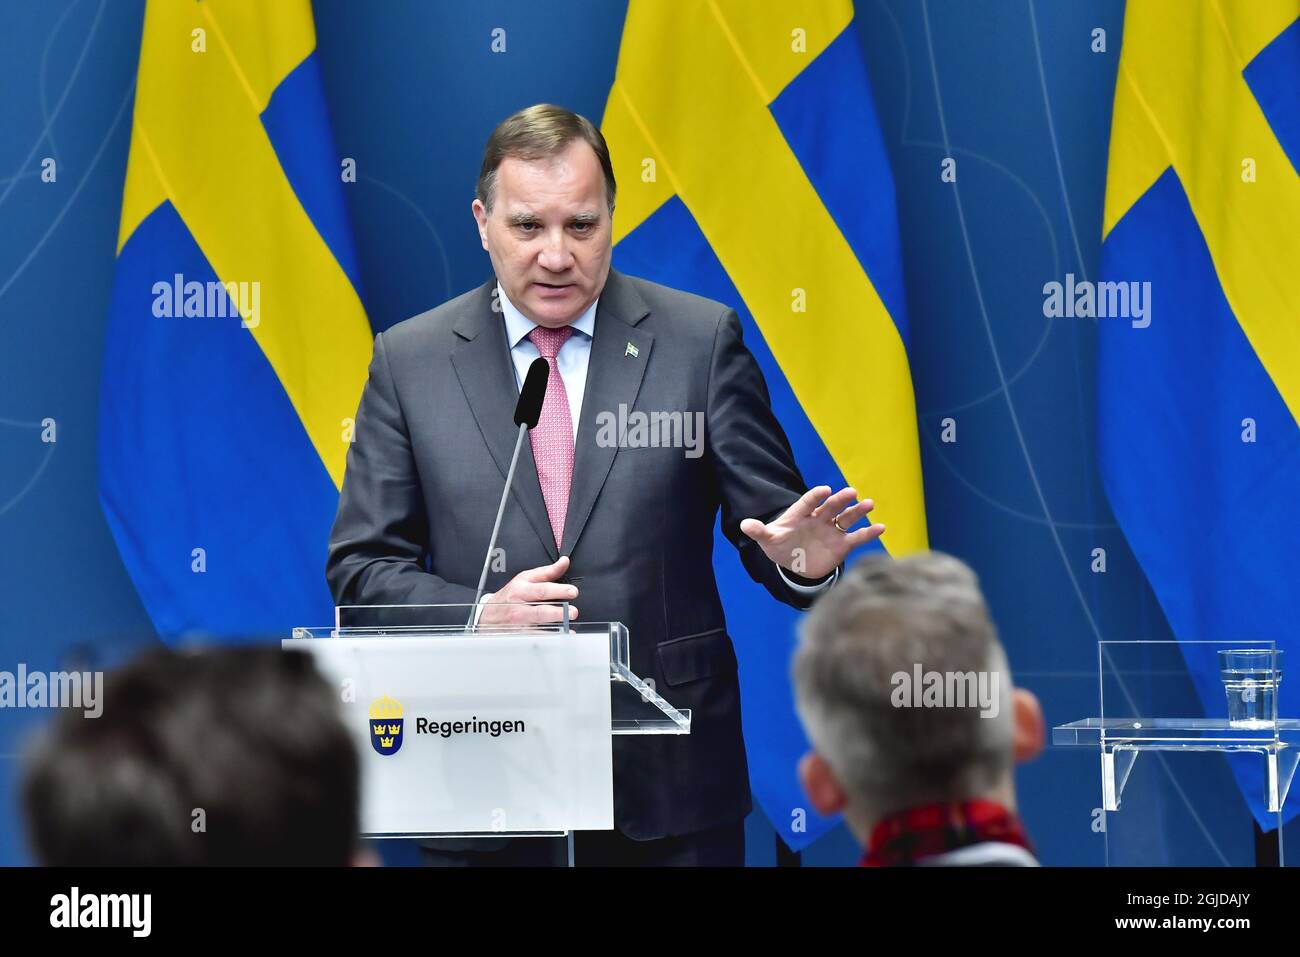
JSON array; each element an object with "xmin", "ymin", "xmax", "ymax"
[
  {"xmin": 470, "ymin": 356, "xmax": 554, "ymax": 627},
  {"xmin": 514, "ymin": 356, "xmax": 549, "ymax": 428}
]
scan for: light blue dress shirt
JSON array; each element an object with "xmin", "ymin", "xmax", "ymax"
[{"xmin": 497, "ymin": 282, "xmax": 596, "ymax": 439}]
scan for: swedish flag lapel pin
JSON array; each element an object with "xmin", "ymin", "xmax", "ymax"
[{"xmin": 625, "ymin": 341, "xmax": 639, "ymax": 358}]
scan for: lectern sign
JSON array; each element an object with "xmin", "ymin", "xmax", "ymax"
[{"xmin": 288, "ymin": 632, "xmax": 614, "ymax": 837}]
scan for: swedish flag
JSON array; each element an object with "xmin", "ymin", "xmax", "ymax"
[
  {"xmin": 1099, "ymin": 2, "xmax": 1300, "ymax": 827},
  {"xmin": 99, "ymin": 1, "xmax": 370, "ymax": 637},
  {"xmin": 602, "ymin": 0, "xmax": 925, "ymax": 850}
]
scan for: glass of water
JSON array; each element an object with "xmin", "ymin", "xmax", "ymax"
[{"xmin": 1218, "ymin": 649, "xmax": 1283, "ymax": 729}]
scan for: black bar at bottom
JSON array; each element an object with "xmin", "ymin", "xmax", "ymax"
[
  {"xmin": 775, "ymin": 832, "xmax": 801, "ymax": 867},
  {"xmin": 1255, "ymin": 821, "xmax": 1281, "ymax": 867}
]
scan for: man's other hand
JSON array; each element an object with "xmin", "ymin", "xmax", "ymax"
[{"xmin": 740, "ymin": 486, "xmax": 884, "ymax": 580}]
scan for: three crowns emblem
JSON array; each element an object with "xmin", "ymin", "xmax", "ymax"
[{"xmin": 369, "ymin": 695, "xmax": 404, "ymax": 755}]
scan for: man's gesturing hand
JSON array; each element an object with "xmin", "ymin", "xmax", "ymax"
[
  {"xmin": 479, "ymin": 555, "xmax": 580, "ymax": 626},
  {"xmin": 739, "ymin": 486, "xmax": 884, "ymax": 581}
]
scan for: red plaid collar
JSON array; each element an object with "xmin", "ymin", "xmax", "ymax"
[{"xmin": 860, "ymin": 799, "xmax": 1034, "ymax": 867}]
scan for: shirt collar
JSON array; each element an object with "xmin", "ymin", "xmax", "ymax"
[{"xmin": 496, "ymin": 282, "xmax": 598, "ymax": 348}]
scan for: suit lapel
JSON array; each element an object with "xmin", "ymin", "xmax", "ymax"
[
  {"xmin": 449, "ymin": 280, "xmax": 558, "ymax": 561},
  {"xmin": 561, "ymin": 270, "xmax": 653, "ymax": 556}
]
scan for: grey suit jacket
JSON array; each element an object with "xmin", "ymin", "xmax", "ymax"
[{"xmin": 326, "ymin": 268, "xmax": 827, "ymax": 839}]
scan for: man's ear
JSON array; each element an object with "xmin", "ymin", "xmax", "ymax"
[
  {"xmin": 471, "ymin": 198, "xmax": 490, "ymax": 251},
  {"xmin": 1012, "ymin": 687, "xmax": 1046, "ymax": 764},
  {"xmin": 798, "ymin": 751, "xmax": 848, "ymax": 817}
]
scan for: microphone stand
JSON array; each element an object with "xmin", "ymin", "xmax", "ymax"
[{"xmin": 467, "ymin": 421, "xmax": 529, "ymax": 630}]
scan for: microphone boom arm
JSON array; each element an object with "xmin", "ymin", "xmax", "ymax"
[{"xmin": 467, "ymin": 420, "xmax": 529, "ymax": 629}]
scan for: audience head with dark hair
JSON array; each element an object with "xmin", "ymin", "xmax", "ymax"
[{"xmin": 23, "ymin": 645, "xmax": 367, "ymax": 866}]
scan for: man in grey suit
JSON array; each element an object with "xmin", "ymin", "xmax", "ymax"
[{"xmin": 326, "ymin": 104, "xmax": 884, "ymax": 866}]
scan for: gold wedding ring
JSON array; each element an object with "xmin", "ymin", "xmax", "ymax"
[{"xmin": 832, "ymin": 515, "xmax": 847, "ymax": 533}]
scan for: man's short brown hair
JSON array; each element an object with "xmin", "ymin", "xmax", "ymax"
[{"xmin": 477, "ymin": 103, "xmax": 616, "ymax": 213}]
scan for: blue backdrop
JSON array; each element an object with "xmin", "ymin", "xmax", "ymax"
[{"xmin": 1, "ymin": 0, "xmax": 1283, "ymax": 866}]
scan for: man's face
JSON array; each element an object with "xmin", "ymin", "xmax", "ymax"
[{"xmin": 472, "ymin": 139, "xmax": 613, "ymax": 328}]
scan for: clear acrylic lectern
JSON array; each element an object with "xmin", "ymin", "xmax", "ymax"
[{"xmin": 284, "ymin": 603, "xmax": 690, "ymax": 845}]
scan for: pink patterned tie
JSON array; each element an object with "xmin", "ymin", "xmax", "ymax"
[{"xmin": 527, "ymin": 325, "xmax": 575, "ymax": 549}]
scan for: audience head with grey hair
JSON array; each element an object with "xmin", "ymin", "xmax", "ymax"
[{"xmin": 793, "ymin": 552, "xmax": 1044, "ymax": 866}]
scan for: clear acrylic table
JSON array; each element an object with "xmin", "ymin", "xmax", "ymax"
[
  {"xmin": 1052, "ymin": 718, "xmax": 1300, "ymax": 815},
  {"xmin": 1055, "ymin": 640, "xmax": 1293, "ymax": 865}
]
